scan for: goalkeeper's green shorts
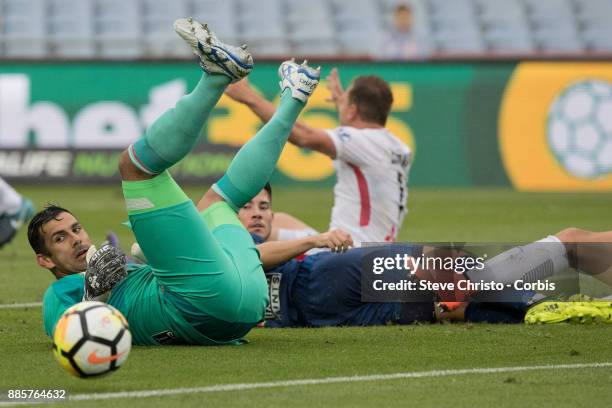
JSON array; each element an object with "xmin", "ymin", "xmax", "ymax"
[{"xmin": 122, "ymin": 171, "xmax": 269, "ymax": 341}]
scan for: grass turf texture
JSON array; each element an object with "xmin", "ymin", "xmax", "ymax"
[{"xmin": 1, "ymin": 186, "xmax": 611, "ymax": 407}]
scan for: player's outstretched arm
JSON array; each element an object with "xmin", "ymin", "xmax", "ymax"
[
  {"xmin": 325, "ymin": 68, "xmax": 344, "ymax": 108},
  {"xmin": 269, "ymin": 211, "xmax": 318, "ymax": 241},
  {"xmin": 257, "ymin": 229, "xmax": 353, "ymax": 268},
  {"xmin": 225, "ymin": 78, "xmax": 276, "ymax": 122},
  {"xmin": 225, "ymin": 78, "xmax": 337, "ymax": 158}
]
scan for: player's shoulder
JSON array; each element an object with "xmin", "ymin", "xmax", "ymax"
[
  {"xmin": 380, "ymin": 129, "xmax": 410, "ymax": 150},
  {"xmin": 333, "ymin": 126, "xmax": 384, "ymax": 136},
  {"xmin": 45, "ymin": 273, "xmax": 85, "ymax": 300},
  {"xmin": 333, "ymin": 126, "xmax": 408, "ymax": 147},
  {"xmin": 51, "ymin": 273, "xmax": 85, "ymax": 289},
  {"xmin": 327, "ymin": 126, "xmax": 357, "ymax": 142}
]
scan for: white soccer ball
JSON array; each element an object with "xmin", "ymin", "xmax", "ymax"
[
  {"xmin": 547, "ymin": 79, "xmax": 612, "ymax": 179},
  {"xmin": 53, "ymin": 301, "xmax": 131, "ymax": 378}
]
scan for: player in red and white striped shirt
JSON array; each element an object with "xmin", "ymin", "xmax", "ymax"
[{"xmin": 225, "ymin": 69, "xmax": 411, "ymax": 246}]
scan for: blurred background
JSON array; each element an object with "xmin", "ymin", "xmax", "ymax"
[
  {"xmin": 1, "ymin": 0, "xmax": 612, "ymax": 59},
  {"xmin": 1, "ymin": 0, "xmax": 612, "ymax": 193}
]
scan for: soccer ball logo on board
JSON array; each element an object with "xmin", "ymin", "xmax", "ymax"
[{"xmin": 547, "ymin": 79, "xmax": 612, "ymax": 179}]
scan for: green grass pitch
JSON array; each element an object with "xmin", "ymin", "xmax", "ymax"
[{"xmin": 1, "ymin": 185, "xmax": 611, "ymax": 407}]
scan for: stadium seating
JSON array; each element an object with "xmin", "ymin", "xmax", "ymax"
[
  {"xmin": 1, "ymin": 0, "xmax": 612, "ymax": 59},
  {"xmin": 582, "ymin": 28, "xmax": 612, "ymax": 52},
  {"xmin": 427, "ymin": 0, "xmax": 485, "ymax": 54},
  {"xmin": 479, "ymin": 0, "xmax": 532, "ymax": 53},
  {"xmin": 287, "ymin": 0, "xmax": 339, "ymax": 56},
  {"xmin": 141, "ymin": 0, "xmax": 191, "ymax": 57},
  {"xmin": 2, "ymin": 0, "xmax": 48, "ymax": 58},
  {"xmin": 192, "ymin": 0, "xmax": 239, "ymax": 45},
  {"xmin": 525, "ymin": 0, "xmax": 583, "ymax": 53},
  {"xmin": 237, "ymin": 0, "xmax": 290, "ymax": 56},
  {"xmin": 48, "ymin": 0, "xmax": 96, "ymax": 58},
  {"xmin": 573, "ymin": 0, "xmax": 612, "ymax": 52},
  {"xmin": 95, "ymin": 0, "xmax": 143, "ymax": 58},
  {"xmin": 333, "ymin": 0, "xmax": 381, "ymax": 55}
]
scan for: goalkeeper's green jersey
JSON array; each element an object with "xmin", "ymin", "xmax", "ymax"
[
  {"xmin": 42, "ymin": 263, "xmax": 247, "ymax": 346},
  {"xmin": 43, "ymin": 174, "xmax": 269, "ymax": 346}
]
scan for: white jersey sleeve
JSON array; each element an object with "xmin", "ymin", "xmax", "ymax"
[
  {"xmin": 276, "ymin": 228, "xmax": 318, "ymax": 241},
  {"xmin": 326, "ymin": 127, "xmax": 382, "ymax": 167}
]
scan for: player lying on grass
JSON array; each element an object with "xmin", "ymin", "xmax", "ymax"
[
  {"xmin": 28, "ymin": 18, "xmax": 321, "ymax": 345},
  {"xmin": 132, "ymin": 186, "xmax": 612, "ymax": 325},
  {"xmin": 225, "ymin": 68, "xmax": 411, "ymax": 246},
  {"xmin": 235, "ymin": 186, "xmax": 612, "ymax": 326}
]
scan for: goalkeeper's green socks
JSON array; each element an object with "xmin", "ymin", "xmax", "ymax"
[
  {"xmin": 128, "ymin": 72, "xmax": 229, "ymax": 174},
  {"xmin": 213, "ymin": 90, "xmax": 305, "ymax": 210}
]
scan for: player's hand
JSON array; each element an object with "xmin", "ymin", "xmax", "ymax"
[
  {"xmin": 225, "ymin": 78, "xmax": 256, "ymax": 104},
  {"xmin": 325, "ymin": 68, "xmax": 344, "ymax": 104},
  {"xmin": 314, "ymin": 229, "xmax": 353, "ymax": 252},
  {"xmin": 84, "ymin": 244, "xmax": 128, "ymax": 300}
]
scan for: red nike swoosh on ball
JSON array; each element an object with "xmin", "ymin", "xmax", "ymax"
[{"xmin": 87, "ymin": 351, "xmax": 125, "ymax": 364}]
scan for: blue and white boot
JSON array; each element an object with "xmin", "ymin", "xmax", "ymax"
[{"xmin": 174, "ymin": 17, "xmax": 253, "ymax": 82}]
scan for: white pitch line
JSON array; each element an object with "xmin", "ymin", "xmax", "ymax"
[
  {"xmin": 0, "ymin": 302, "xmax": 42, "ymax": 309},
  {"xmin": 1, "ymin": 362, "xmax": 608, "ymax": 406}
]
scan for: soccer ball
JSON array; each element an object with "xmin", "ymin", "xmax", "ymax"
[
  {"xmin": 547, "ymin": 79, "xmax": 612, "ymax": 179},
  {"xmin": 53, "ymin": 301, "xmax": 131, "ymax": 378}
]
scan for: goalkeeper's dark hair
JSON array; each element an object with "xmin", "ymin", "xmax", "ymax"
[{"xmin": 28, "ymin": 204, "xmax": 73, "ymax": 255}]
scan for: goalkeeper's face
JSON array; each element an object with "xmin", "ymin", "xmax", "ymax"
[
  {"xmin": 37, "ymin": 211, "xmax": 93, "ymax": 277},
  {"xmin": 238, "ymin": 189, "xmax": 273, "ymax": 240}
]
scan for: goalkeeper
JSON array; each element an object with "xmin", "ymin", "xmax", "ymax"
[{"xmin": 28, "ymin": 18, "xmax": 320, "ymax": 345}]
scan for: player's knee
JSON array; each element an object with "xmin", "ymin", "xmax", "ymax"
[
  {"xmin": 118, "ymin": 150, "xmax": 133, "ymax": 177},
  {"xmin": 118, "ymin": 150, "xmax": 150, "ymax": 181},
  {"xmin": 196, "ymin": 189, "xmax": 225, "ymax": 212},
  {"xmin": 555, "ymin": 227, "xmax": 588, "ymax": 243}
]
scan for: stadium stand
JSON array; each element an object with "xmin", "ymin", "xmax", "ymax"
[
  {"xmin": 237, "ymin": 0, "xmax": 290, "ymax": 57},
  {"xmin": 575, "ymin": 0, "xmax": 612, "ymax": 52},
  {"xmin": 2, "ymin": 0, "xmax": 48, "ymax": 58},
  {"xmin": 333, "ymin": 0, "xmax": 382, "ymax": 55},
  {"xmin": 96, "ymin": 0, "xmax": 143, "ymax": 58},
  {"xmin": 141, "ymin": 0, "xmax": 191, "ymax": 57},
  {"xmin": 48, "ymin": 0, "xmax": 96, "ymax": 58},
  {"xmin": 1, "ymin": 0, "xmax": 612, "ymax": 59},
  {"xmin": 287, "ymin": 0, "xmax": 339, "ymax": 56},
  {"xmin": 429, "ymin": 0, "xmax": 485, "ymax": 54},
  {"xmin": 525, "ymin": 0, "xmax": 583, "ymax": 53},
  {"xmin": 477, "ymin": 0, "xmax": 534, "ymax": 53},
  {"xmin": 193, "ymin": 0, "xmax": 239, "ymax": 46}
]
